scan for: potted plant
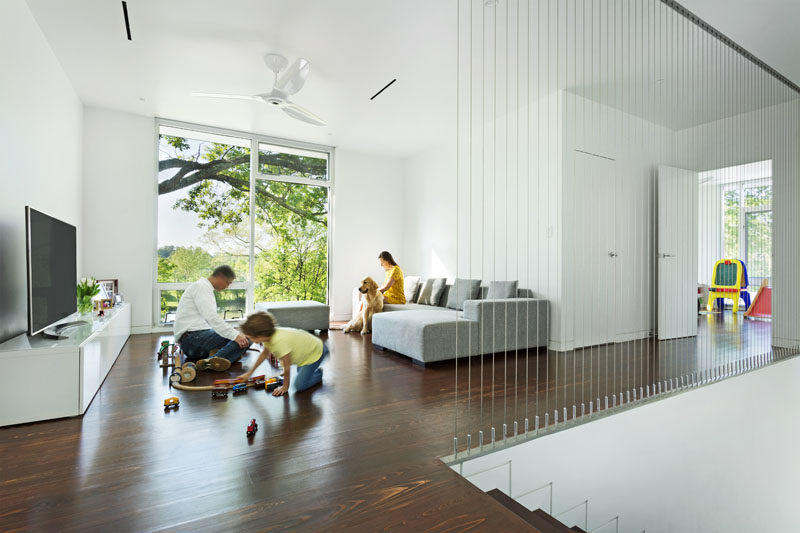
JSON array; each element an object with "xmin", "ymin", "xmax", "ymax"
[{"xmin": 77, "ymin": 277, "xmax": 100, "ymax": 315}]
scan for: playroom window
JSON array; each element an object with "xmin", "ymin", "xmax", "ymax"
[{"xmin": 721, "ymin": 178, "xmax": 772, "ymax": 291}]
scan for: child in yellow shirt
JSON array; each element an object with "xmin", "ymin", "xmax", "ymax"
[{"xmin": 238, "ymin": 312, "xmax": 328, "ymax": 396}]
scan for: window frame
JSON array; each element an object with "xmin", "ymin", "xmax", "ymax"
[{"xmin": 153, "ymin": 118, "xmax": 335, "ymax": 328}]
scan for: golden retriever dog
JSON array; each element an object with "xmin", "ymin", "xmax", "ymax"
[{"xmin": 344, "ymin": 277, "xmax": 384, "ymax": 334}]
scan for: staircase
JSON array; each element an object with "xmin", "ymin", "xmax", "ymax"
[{"xmin": 488, "ymin": 489, "xmax": 586, "ymax": 532}]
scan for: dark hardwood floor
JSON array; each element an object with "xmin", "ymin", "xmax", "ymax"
[
  {"xmin": 0, "ymin": 313, "xmax": 773, "ymax": 532},
  {"xmin": 0, "ymin": 331, "xmax": 533, "ymax": 532}
]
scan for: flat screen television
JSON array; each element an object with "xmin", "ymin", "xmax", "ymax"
[{"xmin": 26, "ymin": 207, "xmax": 77, "ymax": 336}]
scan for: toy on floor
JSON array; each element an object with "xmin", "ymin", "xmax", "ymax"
[
  {"xmin": 707, "ymin": 259, "xmax": 750, "ymax": 313},
  {"xmin": 211, "ymin": 384, "xmax": 229, "ymax": 399},
  {"xmin": 164, "ymin": 396, "xmax": 180, "ymax": 410},
  {"xmin": 171, "ymin": 375, "xmax": 282, "ymax": 394},
  {"xmin": 265, "ymin": 376, "xmax": 284, "ymax": 392},
  {"xmin": 246, "ymin": 419, "xmax": 258, "ymax": 437},
  {"xmin": 745, "ymin": 278, "xmax": 772, "ymax": 319},
  {"xmin": 157, "ymin": 340, "xmax": 171, "ymax": 359},
  {"xmin": 158, "ymin": 342, "xmax": 181, "ymax": 368}
]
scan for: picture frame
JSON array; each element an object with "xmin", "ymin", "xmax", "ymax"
[{"xmin": 96, "ymin": 279, "xmax": 118, "ymax": 297}]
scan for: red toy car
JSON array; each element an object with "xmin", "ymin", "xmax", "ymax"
[{"xmin": 246, "ymin": 418, "xmax": 258, "ymax": 437}]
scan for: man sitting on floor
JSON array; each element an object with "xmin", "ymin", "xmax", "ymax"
[{"xmin": 173, "ymin": 265, "xmax": 250, "ymax": 371}]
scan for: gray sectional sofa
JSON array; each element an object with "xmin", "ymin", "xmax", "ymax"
[{"xmin": 371, "ymin": 280, "xmax": 548, "ymax": 366}]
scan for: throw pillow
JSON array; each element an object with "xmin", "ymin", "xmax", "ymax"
[
  {"xmin": 486, "ymin": 280, "xmax": 518, "ymax": 299},
  {"xmin": 446, "ymin": 278, "xmax": 482, "ymax": 310},
  {"xmin": 416, "ymin": 278, "xmax": 433, "ymax": 304},
  {"xmin": 429, "ymin": 278, "xmax": 447, "ymax": 306},
  {"xmin": 417, "ymin": 277, "xmax": 446, "ymax": 305},
  {"xmin": 403, "ymin": 276, "xmax": 421, "ymax": 303}
]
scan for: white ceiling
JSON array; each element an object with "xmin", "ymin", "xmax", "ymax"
[
  {"xmin": 25, "ymin": 0, "xmax": 799, "ymax": 155},
  {"xmin": 26, "ymin": 0, "xmax": 457, "ymax": 157},
  {"xmin": 679, "ymin": 0, "xmax": 800, "ymax": 88}
]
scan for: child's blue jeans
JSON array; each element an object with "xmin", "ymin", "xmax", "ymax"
[{"xmin": 294, "ymin": 342, "xmax": 329, "ymax": 392}]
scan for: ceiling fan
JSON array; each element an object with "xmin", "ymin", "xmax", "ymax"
[{"xmin": 192, "ymin": 53, "xmax": 326, "ymax": 126}]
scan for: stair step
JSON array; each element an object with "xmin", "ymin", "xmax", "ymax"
[{"xmin": 487, "ymin": 489, "xmax": 575, "ymax": 532}]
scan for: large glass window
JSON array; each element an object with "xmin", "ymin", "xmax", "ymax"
[
  {"xmin": 722, "ymin": 187, "xmax": 740, "ymax": 260},
  {"xmin": 156, "ymin": 123, "xmax": 332, "ymax": 326},
  {"xmin": 721, "ymin": 179, "xmax": 772, "ymax": 290}
]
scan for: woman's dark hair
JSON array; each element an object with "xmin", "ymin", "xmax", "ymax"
[{"xmin": 378, "ymin": 251, "xmax": 397, "ymax": 266}]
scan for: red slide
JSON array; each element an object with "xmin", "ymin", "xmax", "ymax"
[{"xmin": 745, "ymin": 279, "xmax": 771, "ymax": 318}]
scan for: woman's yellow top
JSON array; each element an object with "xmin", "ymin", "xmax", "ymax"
[{"xmin": 383, "ymin": 265, "xmax": 406, "ymax": 304}]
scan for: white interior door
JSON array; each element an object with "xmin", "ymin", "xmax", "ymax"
[
  {"xmin": 658, "ymin": 165, "xmax": 698, "ymax": 340},
  {"xmin": 573, "ymin": 151, "xmax": 615, "ymax": 347}
]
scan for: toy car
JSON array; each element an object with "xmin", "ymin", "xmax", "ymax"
[
  {"xmin": 232, "ymin": 383, "xmax": 248, "ymax": 394},
  {"xmin": 211, "ymin": 385, "xmax": 229, "ymax": 399},
  {"xmin": 265, "ymin": 376, "xmax": 284, "ymax": 392},
  {"xmin": 164, "ymin": 396, "xmax": 179, "ymax": 409},
  {"xmin": 249, "ymin": 375, "xmax": 266, "ymax": 386},
  {"xmin": 246, "ymin": 418, "xmax": 258, "ymax": 437}
]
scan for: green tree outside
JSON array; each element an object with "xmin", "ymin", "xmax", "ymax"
[{"xmin": 157, "ymin": 133, "xmax": 328, "ymax": 320}]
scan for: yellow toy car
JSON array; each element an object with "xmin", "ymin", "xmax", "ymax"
[{"xmin": 164, "ymin": 396, "xmax": 180, "ymax": 410}]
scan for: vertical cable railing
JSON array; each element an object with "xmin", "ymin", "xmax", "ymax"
[{"xmin": 450, "ymin": 0, "xmax": 800, "ymax": 465}]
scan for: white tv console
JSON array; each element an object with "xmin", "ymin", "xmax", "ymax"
[{"xmin": 0, "ymin": 303, "xmax": 131, "ymax": 427}]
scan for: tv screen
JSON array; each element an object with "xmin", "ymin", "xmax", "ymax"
[{"xmin": 26, "ymin": 207, "xmax": 77, "ymax": 336}]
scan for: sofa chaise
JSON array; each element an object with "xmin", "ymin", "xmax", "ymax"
[{"xmin": 370, "ymin": 278, "xmax": 548, "ymax": 366}]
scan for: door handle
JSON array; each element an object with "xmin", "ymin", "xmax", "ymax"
[
  {"xmin": 608, "ymin": 252, "xmax": 618, "ymax": 257},
  {"xmin": 659, "ymin": 253, "xmax": 675, "ymax": 258}
]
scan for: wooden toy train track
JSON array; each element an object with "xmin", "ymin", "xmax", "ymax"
[{"xmin": 169, "ymin": 374, "xmax": 283, "ymax": 396}]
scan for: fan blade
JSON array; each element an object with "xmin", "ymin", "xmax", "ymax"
[
  {"xmin": 191, "ymin": 92, "xmax": 260, "ymax": 101},
  {"xmin": 282, "ymin": 101, "xmax": 326, "ymax": 126},
  {"xmin": 274, "ymin": 58, "xmax": 310, "ymax": 95}
]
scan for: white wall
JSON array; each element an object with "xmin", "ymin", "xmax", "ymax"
[
  {"xmin": 0, "ymin": 0, "xmax": 83, "ymax": 343},
  {"xmin": 82, "ymin": 107, "xmax": 156, "ymax": 332},
  {"xmin": 402, "ymin": 143, "xmax": 457, "ymax": 279},
  {"xmin": 331, "ymin": 150, "xmax": 405, "ymax": 320},
  {"xmin": 454, "ymin": 358, "xmax": 800, "ymax": 533},
  {"xmin": 404, "ymin": 89, "xmax": 676, "ymax": 350}
]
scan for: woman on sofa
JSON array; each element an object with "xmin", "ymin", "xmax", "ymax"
[{"xmin": 378, "ymin": 251, "xmax": 406, "ymax": 304}]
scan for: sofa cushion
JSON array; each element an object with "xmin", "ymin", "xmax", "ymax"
[
  {"xmin": 486, "ymin": 280, "xmax": 518, "ymax": 299},
  {"xmin": 383, "ymin": 302, "xmax": 449, "ymax": 312},
  {"xmin": 446, "ymin": 278, "xmax": 482, "ymax": 310},
  {"xmin": 404, "ymin": 276, "xmax": 421, "ymax": 303},
  {"xmin": 417, "ymin": 277, "xmax": 446, "ymax": 305}
]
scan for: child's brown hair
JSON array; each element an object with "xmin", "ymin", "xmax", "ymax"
[{"xmin": 240, "ymin": 311, "xmax": 277, "ymax": 339}]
